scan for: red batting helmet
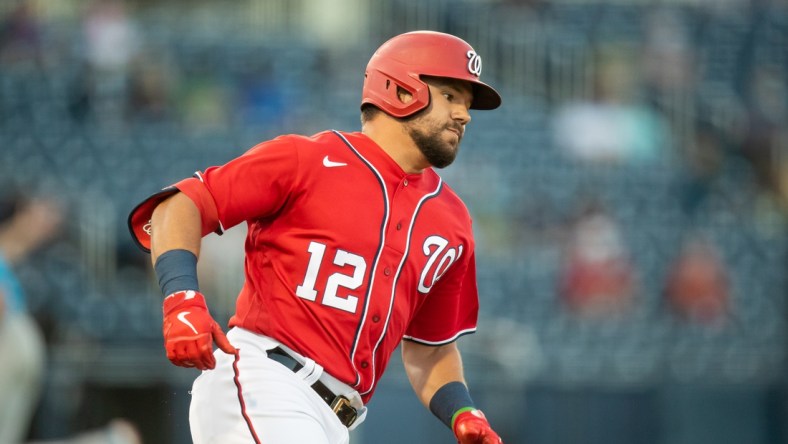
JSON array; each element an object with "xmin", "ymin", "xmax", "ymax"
[{"xmin": 361, "ymin": 31, "xmax": 502, "ymax": 118}]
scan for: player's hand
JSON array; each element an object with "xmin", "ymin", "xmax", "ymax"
[
  {"xmin": 453, "ymin": 409, "xmax": 503, "ymax": 444},
  {"xmin": 162, "ymin": 290, "xmax": 236, "ymax": 370}
]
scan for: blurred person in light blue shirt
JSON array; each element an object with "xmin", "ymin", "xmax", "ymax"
[
  {"xmin": 0, "ymin": 191, "xmax": 143, "ymax": 444},
  {"xmin": 0, "ymin": 191, "xmax": 61, "ymax": 444}
]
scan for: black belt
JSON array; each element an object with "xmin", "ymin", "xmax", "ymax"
[{"xmin": 266, "ymin": 347, "xmax": 358, "ymax": 428}]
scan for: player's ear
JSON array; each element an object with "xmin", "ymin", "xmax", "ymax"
[{"xmin": 397, "ymin": 86, "xmax": 413, "ymax": 104}]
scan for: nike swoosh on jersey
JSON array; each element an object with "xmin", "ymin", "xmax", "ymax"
[
  {"xmin": 177, "ymin": 311, "xmax": 199, "ymax": 335},
  {"xmin": 323, "ymin": 156, "xmax": 348, "ymax": 167}
]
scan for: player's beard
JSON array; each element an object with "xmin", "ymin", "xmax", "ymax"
[{"xmin": 403, "ymin": 115, "xmax": 463, "ymax": 169}]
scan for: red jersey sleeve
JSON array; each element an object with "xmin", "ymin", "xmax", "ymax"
[
  {"xmin": 127, "ymin": 135, "xmax": 299, "ymax": 252},
  {"xmin": 403, "ymin": 249, "xmax": 479, "ymax": 345},
  {"xmin": 194, "ymin": 135, "xmax": 298, "ymax": 230}
]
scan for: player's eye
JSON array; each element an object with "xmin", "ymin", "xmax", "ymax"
[{"xmin": 442, "ymin": 92, "xmax": 455, "ymax": 102}]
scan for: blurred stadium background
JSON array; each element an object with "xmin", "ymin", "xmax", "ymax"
[{"xmin": 1, "ymin": 0, "xmax": 787, "ymax": 443}]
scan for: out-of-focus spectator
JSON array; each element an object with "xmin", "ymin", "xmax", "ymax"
[
  {"xmin": 82, "ymin": 0, "xmax": 139, "ymax": 77},
  {"xmin": 0, "ymin": 191, "xmax": 62, "ymax": 443},
  {"xmin": 177, "ymin": 53, "xmax": 232, "ymax": 133},
  {"xmin": 641, "ymin": 7, "xmax": 697, "ymax": 102},
  {"xmin": 559, "ymin": 199, "xmax": 637, "ymax": 319},
  {"xmin": 664, "ymin": 234, "xmax": 729, "ymax": 326},
  {"xmin": 0, "ymin": 1, "xmax": 42, "ymax": 68},
  {"xmin": 75, "ymin": 0, "xmax": 141, "ymax": 124},
  {"xmin": 236, "ymin": 58, "xmax": 287, "ymax": 130},
  {"xmin": 678, "ymin": 120, "xmax": 729, "ymax": 216},
  {"xmin": 127, "ymin": 49, "xmax": 178, "ymax": 122},
  {"xmin": 640, "ymin": 6, "xmax": 698, "ymax": 148},
  {"xmin": 0, "ymin": 189, "xmax": 143, "ymax": 444},
  {"xmin": 741, "ymin": 63, "xmax": 788, "ymax": 204},
  {"xmin": 551, "ymin": 45, "xmax": 670, "ymax": 166}
]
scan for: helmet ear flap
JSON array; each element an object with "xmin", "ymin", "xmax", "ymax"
[{"xmin": 363, "ymin": 68, "xmax": 431, "ymax": 118}]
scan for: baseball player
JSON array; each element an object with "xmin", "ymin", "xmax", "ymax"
[{"xmin": 128, "ymin": 31, "xmax": 503, "ymax": 444}]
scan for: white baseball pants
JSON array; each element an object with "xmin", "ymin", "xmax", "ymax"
[{"xmin": 189, "ymin": 327, "xmax": 364, "ymax": 444}]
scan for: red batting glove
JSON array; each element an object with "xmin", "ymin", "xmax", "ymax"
[
  {"xmin": 162, "ymin": 290, "xmax": 236, "ymax": 370},
  {"xmin": 453, "ymin": 409, "xmax": 503, "ymax": 444}
]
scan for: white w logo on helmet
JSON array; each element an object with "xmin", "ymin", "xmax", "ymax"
[{"xmin": 466, "ymin": 50, "xmax": 482, "ymax": 77}]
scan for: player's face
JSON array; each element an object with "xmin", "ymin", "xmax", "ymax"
[{"xmin": 402, "ymin": 77, "xmax": 473, "ymax": 169}]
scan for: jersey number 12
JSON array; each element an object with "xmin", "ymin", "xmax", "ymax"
[{"xmin": 295, "ymin": 241, "xmax": 366, "ymax": 313}]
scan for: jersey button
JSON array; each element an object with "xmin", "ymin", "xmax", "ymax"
[
  {"xmin": 383, "ymin": 267, "xmax": 391, "ymax": 276},
  {"xmin": 361, "ymin": 361, "xmax": 369, "ymax": 369},
  {"xmin": 403, "ymin": 179, "xmax": 409, "ymax": 187},
  {"xmin": 396, "ymin": 222, "xmax": 402, "ymax": 230},
  {"xmin": 372, "ymin": 315, "xmax": 381, "ymax": 323}
]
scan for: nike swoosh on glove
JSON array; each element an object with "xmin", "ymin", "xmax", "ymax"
[
  {"xmin": 453, "ymin": 409, "xmax": 503, "ymax": 444},
  {"xmin": 162, "ymin": 290, "xmax": 236, "ymax": 370}
]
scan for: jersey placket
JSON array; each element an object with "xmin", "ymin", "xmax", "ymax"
[{"xmin": 356, "ymin": 174, "xmax": 434, "ymax": 395}]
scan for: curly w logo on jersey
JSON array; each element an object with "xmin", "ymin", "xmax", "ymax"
[{"xmin": 418, "ymin": 235, "xmax": 464, "ymax": 294}]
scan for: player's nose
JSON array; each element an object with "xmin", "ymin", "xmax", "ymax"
[{"xmin": 452, "ymin": 105, "xmax": 471, "ymax": 125}]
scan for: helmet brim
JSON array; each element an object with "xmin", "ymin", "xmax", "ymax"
[{"xmin": 470, "ymin": 81, "xmax": 502, "ymax": 110}]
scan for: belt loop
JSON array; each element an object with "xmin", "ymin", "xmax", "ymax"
[{"xmin": 296, "ymin": 358, "xmax": 323, "ymax": 387}]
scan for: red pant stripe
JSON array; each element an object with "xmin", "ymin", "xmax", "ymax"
[{"xmin": 232, "ymin": 349, "xmax": 262, "ymax": 444}]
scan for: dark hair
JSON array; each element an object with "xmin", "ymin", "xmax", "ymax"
[{"xmin": 360, "ymin": 103, "xmax": 382, "ymax": 125}]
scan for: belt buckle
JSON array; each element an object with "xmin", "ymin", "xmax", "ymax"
[{"xmin": 330, "ymin": 395, "xmax": 357, "ymax": 428}]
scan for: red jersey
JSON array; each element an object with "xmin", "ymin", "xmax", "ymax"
[{"xmin": 129, "ymin": 130, "xmax": 479, "ymax": 402}]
